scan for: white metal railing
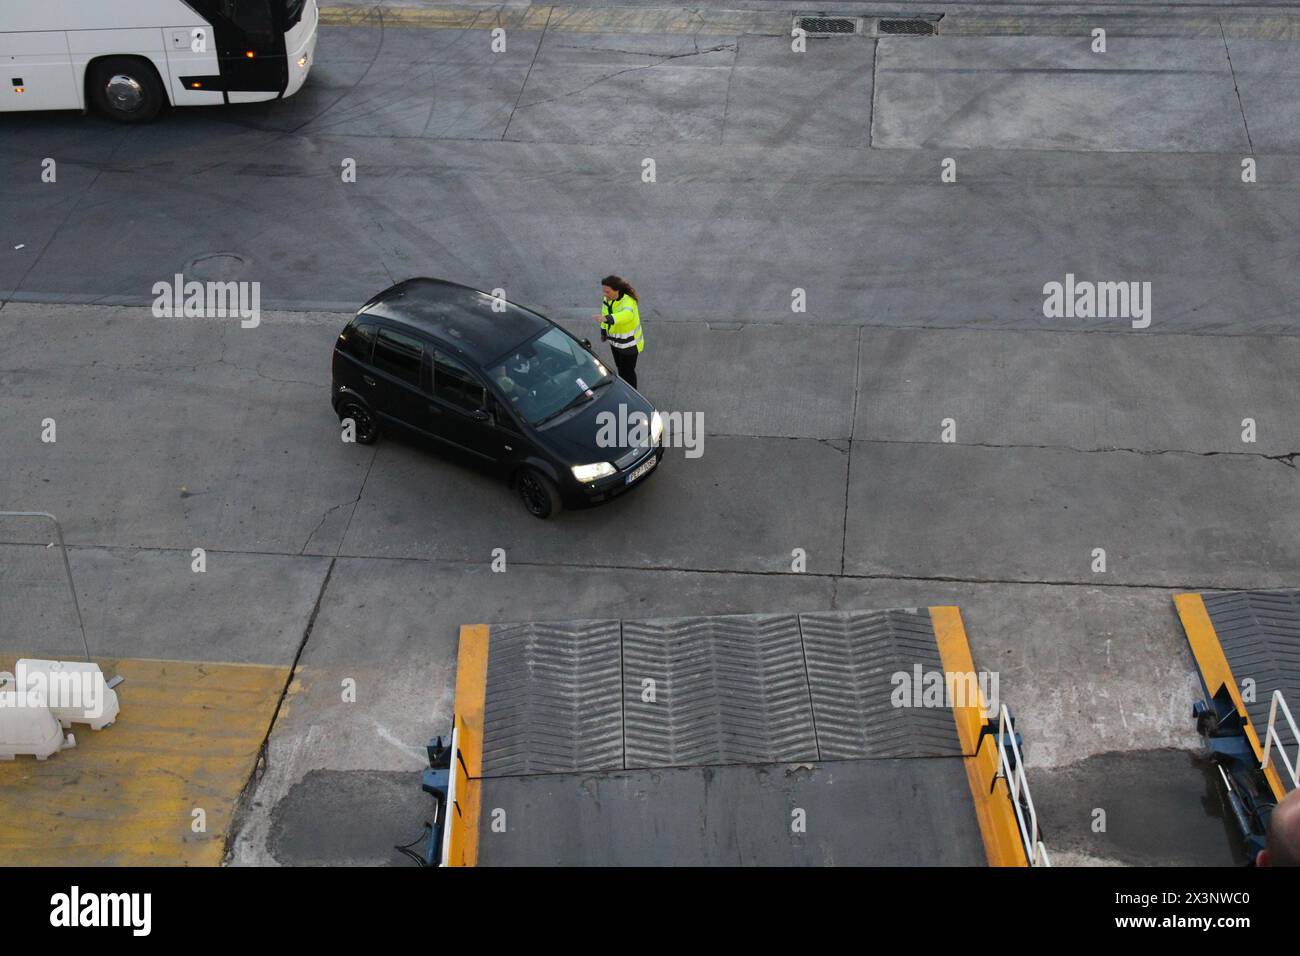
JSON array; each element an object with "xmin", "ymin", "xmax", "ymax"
[
  {"xmin": 0, "ymin": 511, "xmax": 90, "ymax": 661},
  {"xmin": 994, "ymin": 704, "xmax": 1051, "ymax": 867},
  {"xmin": 1262, "ymin": 689, "xmax": 1300, "ymax": 790},
  {"xmin": 439, "ymin": 722, "xmax": 462, "ymax": 867}
]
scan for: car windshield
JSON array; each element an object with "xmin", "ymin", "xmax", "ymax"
[{"xmin": 488, "ymin": 327, "xmax": 612, "ymax": 425}]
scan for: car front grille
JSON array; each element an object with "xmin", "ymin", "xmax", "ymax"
[{"xmin": 614, "ymin": 445, "xmax": 652, "ymax": 471}]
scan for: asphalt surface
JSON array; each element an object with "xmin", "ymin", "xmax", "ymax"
[{"xmin": 2, "ymin": 0, "xmax": 1298, "ymax": 866}]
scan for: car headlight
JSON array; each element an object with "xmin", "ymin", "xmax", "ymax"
[
  {"xmin": 650, "ymin": 410, "xmax": 664, "ymax": 445},
  {"xmin": 571, "ymin": 462, "xmax": 615, "ymax": 483}
]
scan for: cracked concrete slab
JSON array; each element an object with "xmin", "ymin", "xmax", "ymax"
[
  {"xmin": 0, "ymin": 543, "xmax": 328, "ymax": 665},
  {"xmin": 550, "ymin": 316, "xmax": 859, "ymax": 439},
  {"xmin": 0, "ymin": 305, "xmax": 366, "ymax": 555},
  {"xmin": 6, "ymin": 24, "xmax": 1298, "ymax": 330},
  {"xmin": 1228, "ymin": 37, "xmax": 1300, "ymax": 149},
  {"xmin": 721, "ymin": 34, "xmax": 875, "ymax": 148},
  {"xmin": 844, "ymin": 440, "xmax": 1300, "ymax": 588},
  {"xmin": 339, "ymin": 434, "xmax": 850, "ymax": 572},
  {"xmin": 872, "ymin": 36, "xmax": 1250, "ymax": 151},
  {"xmin": 856, "ymin": 326, "xmax": 1300, "ymax": 455},
  {"xmin": 304, "ymin": 23, "xmax": 544, "ymax": 139},
  {"xmin": 505, "ymin": 33, "xmax": 736, "ymax": 144}
]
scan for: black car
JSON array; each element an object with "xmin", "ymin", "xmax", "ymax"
[{"xmin": 331, "ymin": 278, "xmax": 664, "ymax": 518}]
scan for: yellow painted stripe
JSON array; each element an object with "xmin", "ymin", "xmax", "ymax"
[
  {"xmin": 0, "ymin": 657, "xmax": 289, "ymax": 866},
  {"xmin": 445, "ymin": 623, "xmax": 489, "ymax": 867},
  {"xmin": 943, "ymin": 14, "xmax": 1300, "ymax": 41},
  {"xmin": 320, "ymin": 5, "xmax": 549, "ymax": 30},
  {"xmin": 452, "ymin": 623, "xmax": 489, "ymax": 778},
  {"xmin": 1174, "ymin": 593, "xmax": 1288, "ymax": 801},
  {"xmin": 931, "ymin": 607, "xmax": 1029, "ymax": 868},
  {"xmin": 318, "ymin": 4, "xmax": 789, "ymax": 35}
]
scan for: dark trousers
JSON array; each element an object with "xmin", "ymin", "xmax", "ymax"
[{"xmin": 611, "ymin": 347, "xmax": 638, "ymax": 389}]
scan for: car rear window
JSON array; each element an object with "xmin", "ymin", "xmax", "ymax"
[
  {"xmin": 373, "ymin": 328, "xmax": 423, "ymax": 387},
  {"xmin": 340, "ymin": 322, "xmax": 376, "ymax": 362}
]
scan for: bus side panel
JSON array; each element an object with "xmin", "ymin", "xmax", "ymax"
[
  {"xmin": 56, "ymin": 0, "xmax": 208, "ymax": 31},
  {"xmin": 158, "ymin": 26, "xmax": 224, "ymax": 105},
  {"xmin": 0, "ymin": 31, "xmax": 79, "ymax": 112},
  {"xmin": 66, "ymin": 28, "xmax": 189, "ymax": 108}
]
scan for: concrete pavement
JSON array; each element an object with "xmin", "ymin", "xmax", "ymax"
[
  {"xmin": 3, "ymin": 1, "xmax": 1299, "ymax": 865},
  {"xmin": 3, "ymin": 13, "xmax": 1299, "ymax": 330},
  {"xmin": 0, "ymin": 299, "xmax": 1281, "ymax": 864}
]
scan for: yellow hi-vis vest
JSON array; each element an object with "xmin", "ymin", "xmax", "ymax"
[{"xmin": 602, "ymin": 294, "xmax": 644, "ymax": 352}]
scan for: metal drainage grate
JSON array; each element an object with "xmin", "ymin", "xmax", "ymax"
[
  {"xmin": 795, "ymin": 15, "xmax": 862, "ymax": 37},
  {"xmin": 876, "ymin": 17, "xmax": 938, "ymax": 36}
]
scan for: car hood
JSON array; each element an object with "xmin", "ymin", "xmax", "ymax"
[{"xmin": 532, "ymin": 378, "xmax": 657, "ymax": 466}]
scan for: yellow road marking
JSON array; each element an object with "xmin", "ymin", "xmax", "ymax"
[
  {"xmin": 318, "ymin": 4, "xmax": 788, "ymax": 35},
  {"xmin": 931, "ymin": 606, "xmax": 1029, "ymax": 868},
  {"xmin": 0, "ymin": 657, "xmax": 289, "ymax": 866},
  {"xmin": 1174, "ymin": 593, "xmax": 1288, "ymax": 802},
  {"xmin": 445, "ymin": 623, "xmax": 488, "ymax": 866},
  {"xmin": 944, "ymin": 14, "xmax": 1300, "ymax": 40},
  {"xmin": 321, "ymin": 5, "xmax": 545, "ymax": 29}
]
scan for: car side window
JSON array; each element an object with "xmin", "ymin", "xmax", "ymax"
[
  {"xmin": 342, "ymin": 322, "xmax": 376, "ymax": 362},
  {"xmin": 373, "ymin": 328, "xmax": 423, "ymax": 386},
  {"xmin": 487, "ymin": 394, "xmax": 520, "ymax": 434},
  {"xmin": 434, "ymin": 353, "xmax": 486, "ymax": 413}
]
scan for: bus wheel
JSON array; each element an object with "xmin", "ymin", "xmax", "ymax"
[{"xmin": 88, "ymin": 57, "xmax": 164, "ymax": 123}]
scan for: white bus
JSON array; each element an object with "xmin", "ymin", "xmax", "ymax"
[{"xmin": 1, "ymin": 0, "xmax": 318, "ymax": 122}]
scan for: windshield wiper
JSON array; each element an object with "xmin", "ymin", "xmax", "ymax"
[{"xmin": 535, "ymin": 389, "xmax": 595, "ymax": 426}]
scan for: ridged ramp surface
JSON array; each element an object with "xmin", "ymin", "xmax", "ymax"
[
  {"xmin": 481, "ymin": 620, "xmax": 624, "ymax": 776},
  {"xmin": 621, "ymin": 613, "xmax": 819, "ymax": 768},
  {"xmin": 799, "ymin": 609, "xmax": 966, "ymax": 758},
  {"xmin": 1203, "ymin": 589, "xmax": 1300, "ymax": 775}
]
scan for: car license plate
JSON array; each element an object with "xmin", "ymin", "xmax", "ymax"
[{"xmin": 625, "ymin": 456, "xmax": 657, "ymax": 485}]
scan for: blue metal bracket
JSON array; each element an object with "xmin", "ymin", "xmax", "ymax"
[
  {"xmin": 420, "ymin": 735, "xmax": 452, "ymax": 866},
  {"xmin": 1194, "ymin": 686, "xmax": 1274, "ymax": 862}
]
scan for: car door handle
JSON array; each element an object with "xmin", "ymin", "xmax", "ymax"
[{"xmin": 363, "ymin": 375, "xmax": 376, "ymax": 387}]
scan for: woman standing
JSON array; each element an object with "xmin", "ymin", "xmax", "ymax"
[{"xmin": 595, "ymin": 274, "xmax": 645, "ymax": 389}]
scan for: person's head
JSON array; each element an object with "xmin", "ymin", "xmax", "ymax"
[
  {"xmin": 601, "ymin": 275, "xmax": 637, "ymax": 302},
  {"xmin": 1258, "ymin": 787, "xmax": 1300, "ymax": 866}
]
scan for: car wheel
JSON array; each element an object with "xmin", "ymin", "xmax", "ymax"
[
  {"xmin": 88, "ymin": 57, "xmax": 165, "ymax": 123},
  {"xmin": 338, "ymin": 400, "xmax": 379, "ymax": 445},
  {"xmin": 517, "ymin": 468, "xmax": 561, "ymax": 519}
]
